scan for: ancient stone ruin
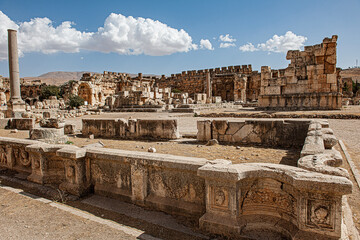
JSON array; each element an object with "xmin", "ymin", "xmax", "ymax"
[
  {"xmin": 0, "ymin": 118, "xmax": 354, "ymax": 239},
  {"xmin": 258, "ymin": 35, "xmax": 342, "ymax": 110},
  {"xmin": 0, "ymin": 29, "xmax": 358, "ymax": 239}
]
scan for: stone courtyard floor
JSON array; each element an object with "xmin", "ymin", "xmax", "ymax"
[{"xmin": 0, "ymin": 108, "xmax": 360, "ymax": 237}]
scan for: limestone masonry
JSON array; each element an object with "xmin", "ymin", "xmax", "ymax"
[
  {"xmin": 0, "ymin": 119, "xmax": 354, "ymax": 239},
  {"xmin": 258, "ymin": 35, "xmax": 342, "ymax": 110}
]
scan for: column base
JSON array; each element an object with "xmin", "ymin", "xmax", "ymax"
[{"xmin": 6, "ymin": 101, "xmax": 26, "ymax": 118}]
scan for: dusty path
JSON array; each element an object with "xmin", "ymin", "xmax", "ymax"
[{"xmin": 0, "ymin": 186, "xmax": 139, "ymax": 240}]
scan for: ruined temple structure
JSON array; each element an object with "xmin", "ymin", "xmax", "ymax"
[
  {"xmin": 63, "ymin": 35, "xmax": 344, "ymax": 110},
  {"xmin": 20, "ymin": 79, "xmax": 45, "ymax": 105},
  {"xmin": 107, "ymin": 73, "xmax": 173, "ymax": 110},
  {"xmin": 75, "ymin": 71, "xmax": 121, "ymax": 106},
  {"xmin": 258, "ymin": 35, "xmax": 342, "ymax": 110}
]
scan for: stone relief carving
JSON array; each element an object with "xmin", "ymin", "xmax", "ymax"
[
  {"xmin": 13, "ymin": 147, "xmax": 30, "ymax": 167},
  {"xmin": 66, "ymin": 166, "xmax": 75, "ymax": 179},
  {"xmin": 210, "ymin": 186, "xmax": 229, "ymax": 210},
  {"xmin": 149, "ymin": 172, "xmax": 189, "ymax": 199},
  {"xmin": 0, "ymin": 145, "xmax": 7, "ymax": 165},
  {"xmin": 242, "ymin": 188, "xmax": 296, "ymax": 215},
  {"xmin": 307, "ymin": 199, "xmax": 334, "ymax": 229}
]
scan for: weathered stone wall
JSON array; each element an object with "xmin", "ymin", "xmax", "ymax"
[
  {"xmin": 82, "ymin": 118, "xmax": 180, "ymax": 140},
  {"xmin": 258, "ymin": 36, "xmax": 342, "ymax": 110},
  {"xmin": 197, "ymin": 119, "xmax": 309, "ymax": 148},
  {"xmin": 8, "ymin": 118, "xmax": 35, "ymax": 130},
  {"xmin": 155, "ymin": 65, "xmax": 259, "ymax": 101},
  {"xmin": 20, "ymin": 79, "xmax": 44, "ymax": 101},
  {"xmin": 0, "ymin": 134, "xmax": 352, "ymax": 239},
  {"xmin": 198, "ymin": 162, "xmax": 351, "ymax": 239},
  {"xmin": 212, "ymin": 73, "xmax": 247, "ymax": 102}
]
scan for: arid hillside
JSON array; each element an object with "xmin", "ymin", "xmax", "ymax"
[
  {"xmin": 22, "ymin": 71, "xmax": 161, "ymax": 86},
  {"xmin": 340, "ymin": 68, "xmax": 360, "ymax": 82},
  {"xmin": 23, "ymin": 71, "xmax": 96, "ymax": 86}
]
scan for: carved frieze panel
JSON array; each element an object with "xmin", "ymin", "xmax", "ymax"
[
  {"xmin": 242, "ymin": 188, "xmax": 296, "ymax": 215},
  {"xmin": 13, "ymin": 147, "xmax": 30, "ymax": 167}
]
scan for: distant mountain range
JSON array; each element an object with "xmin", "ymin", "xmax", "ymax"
[
  {"xmin": 22, "ymin": 71, "xmax": 94, "ymax": 85},
  {"xmin": 23, "ymin": 71, "xmax": 161, "ymax": 85}
]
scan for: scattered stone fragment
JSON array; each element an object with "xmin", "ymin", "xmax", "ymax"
[
  {"xmin": 206, "ymin": 139, "xmax": 219, "ymax": 146},
  {"xmin": 10, "ymin": 129, "xmax": 18, "ymax": 133},
  {"xmin": 82, "ymin": 141, "xmax": 105, "ymax": 149},
  {"xmin": 236, "ymin": 146, "xmax": 241, "ymax": 149},
  {"xmin": 89, "ymin": 134, "xmax": 94, "ymax": 139},
  {"xmin": 148, "ymin": 147, "xmax": 156, "ymax": 153}
]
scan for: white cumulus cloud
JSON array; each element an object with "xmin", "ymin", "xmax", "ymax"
[
  {"xmin": 239, "ymin": 31, "xmax": 307, "ymax": 53},
  {"xmin": 239, "ymin": 43, "xmax": 258, "ymax": 52},
  {"xmin": 0, "ymin": 11, "xmax": 203, "ymax": 60},
  {"xmin": 199, "ymin": 39, "xmax": 214, "ymax": 50},
  {"xmin": 257, "ymin": 31, "xmax": 307, "ymax": 53},
  {"xmin": 219, "ymin": 34, "xmax": 236, "ymax": 43},
  {"xmin": 0, "ymin": 11, "xmax": 19, "ymax": 60},
  {"xmin": 220, "ymin": 42, "xmax": 236, "ymax": 48}
]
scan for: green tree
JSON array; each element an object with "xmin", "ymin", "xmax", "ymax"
[
  {"xmin": 353, "ymin": 81, "xmax": 360, "ymax": 94},
  {"xmin": 39, "ymin": 85, "xmax": 61, "ymax": 101},
  {"xmin": 68, "ymin": 95, "xmax": 84, "ymax": 108},
  {"xmin": 171, "ymin": 88, "xmax": 182, "ymax": 93}
]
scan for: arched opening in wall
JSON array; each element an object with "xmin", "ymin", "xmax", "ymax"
[
  {"xmin": 98, "ymin": 92, "xmax": 102, "ymax": 103},
  {"xmin": 5, "ymin": 90, "xmax": 10, "ymax": 102},
  {"xmin": 78, "ymin": 83, "xmax": 92, "ymax": 105}
]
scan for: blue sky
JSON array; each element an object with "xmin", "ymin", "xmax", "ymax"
[{"xmin": 0, "ymin": 0, "xmax": 359, "ymax": 77}]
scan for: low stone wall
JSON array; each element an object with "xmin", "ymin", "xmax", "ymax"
[
  {"xmin": 82, "ymin": 118, "xmax": 180, "ymax": 140},
  {"xmin": 198, "ymin": 162, "xmax": 351, "ymax": 239},
  {"xmin": 0, "ymin": 131, "xmax": 353, "ymax": 239},
  {"xmin": 197, "ymin": 119, "xmax": 309, "ymax": 148},
  {"xmin": 298, "ymin": 120, "xmax": 350, "ymax": 178}
]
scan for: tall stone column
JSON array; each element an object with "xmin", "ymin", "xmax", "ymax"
[
  {"xmin": 7, "ymin": 29, "xmax": 25, "ymax": 117},
  {"xmin": 206, "ymin": 72, "xmax": 212, "ymax": 103}
]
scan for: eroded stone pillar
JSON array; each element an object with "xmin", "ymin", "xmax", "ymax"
[
  {"xmin": 8, "ymin": 29, "xmax": 22, "ymax": 103},
  {"xmin": 206, "ymin": 72, "xmax": 212, "ymax": 103},
  {"xmin": 7, "ymin": 29, "xmax": 25, "ymax": 117}
]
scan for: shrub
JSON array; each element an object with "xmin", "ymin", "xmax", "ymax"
[
  {"xmin": 171, "ymin": 88, "xmax": 182, "ymax": 93},
  {"xmin": 68, "ymin": 95, "xmax": 84, "ymax": 108},
  {"xmin": 39, "ymin": 85, "xmax": 61, "ymax": 101}
]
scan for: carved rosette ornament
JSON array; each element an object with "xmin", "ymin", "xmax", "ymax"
[
  {"xmin": 13, "ymin": 148, "xmax": 30, "ymax": 167},
  {"xmin": 307, "ymin": 200, "xmax": 334, "ymax": 229}
]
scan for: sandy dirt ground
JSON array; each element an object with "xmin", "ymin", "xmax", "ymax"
[{"xmin": 0, "ymin": 187, "xmax": 138, "ymax": 240}]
